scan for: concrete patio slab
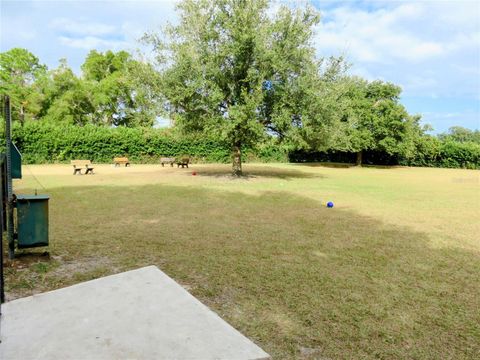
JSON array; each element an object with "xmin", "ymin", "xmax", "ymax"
[{"xmin": 0, "ymin": 266, "xmax": 269, "ymax": 360}]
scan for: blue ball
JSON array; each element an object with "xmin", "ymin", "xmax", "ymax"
[{"xmin": 327, "ymin": 201, "xmax": 334, "ymax": 208}]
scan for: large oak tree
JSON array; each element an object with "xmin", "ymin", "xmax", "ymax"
[
  {"xmin": 146, "ymin": 0, "xmax": 341, "ymax": 175},
  {"xmin": 330, "ymin": 77, "xmax": 422, "ymax": 165}
]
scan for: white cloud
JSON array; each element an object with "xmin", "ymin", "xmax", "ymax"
[
  {"xmin": 452, "ymin": 64, "xmax": 480, "ymax": 76},
  {"xmin": 2, "ymin": 0, "xmax": 478, "ymax": 131},
  {"xmin": 59, "ymin": 36, "xmax": 130, "ymax": 51},
  {"xmin": 315, "ymin": 3, "xmax": 449, "ymax": 64},
  {"xmin": 50, "ymin": 18, "xmax": 117, "ymax": 36},
  {"xmin": 314, "ymin": 1, "xmax": 480, "ymax": 99},
  {"xmin": 17, "ymin": 30, "xmax": 37, "ymax": 41},
  {"xmin": 420, "ymin": 110, "xmax": 480, "ymax": 132},
  {"xmin": 403, "ymin": 75, "xmax": 438, "ymax": 90},
  {"xmin": 423, "ymin": 112, "xmax": 462, "ymax": 119}
]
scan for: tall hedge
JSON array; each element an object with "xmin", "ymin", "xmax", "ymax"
[
  {"xmin": 400, "ymin": 136, "xmax": 480, "ymax": 169},
  {"xmin": 4, "ymin": 122, "xmax": 479, "ymax": 168},
  {"xmin": 8, "ymin": 122, "xmax": 288, "ymax": 164},
  {"xmin": 10, "ymin": 122, "xmax": 233, "ymax": 163}
]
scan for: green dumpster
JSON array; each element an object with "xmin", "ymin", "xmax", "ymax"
[{"xmin": 16, "ymin": 195, "xmax": 49, "ymax": 248}]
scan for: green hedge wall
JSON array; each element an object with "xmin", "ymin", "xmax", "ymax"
[
  {"xmin": 9, "ymin": 123, "xmax": 230, "ymax": 163},
  {"xmin": 400, "ymin": 138, "xmax": 480, "ymax": 169},
  {"xmin": 435, "ymin": 141, "xmax": 480, "ymax": 169},
  {"xmin": 4, "ymin": 122, "xmax": 478, "ymax": 168},
  {"xmin": 8, "ymin": 122, "xmax": 288, "ymax": 164}
]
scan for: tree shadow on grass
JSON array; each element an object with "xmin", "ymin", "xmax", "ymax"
[
  {"xmin": 292, "ymin": 162, "xmax": 405, "ymax": 169},
  {"xmin": 4, "ymin": 184, "xmax": 480, "ymax": 359},
  {"xmin": 194, "ymin": 165, "xmax": 324, "ymax": 180},
  {"xmin": 291, "ymin": 161, "xmax": 356, "ymax": 168}
]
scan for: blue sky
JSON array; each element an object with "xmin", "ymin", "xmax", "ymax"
[{"xmin": 1, "ymin": 0, "xmax": 479, "ymax": 133}]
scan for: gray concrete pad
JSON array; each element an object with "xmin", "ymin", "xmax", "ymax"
[{"xmin": 0, "ymin": 266, "xmax": 269, "ymax": 360}]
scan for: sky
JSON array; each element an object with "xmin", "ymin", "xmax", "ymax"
[{"xmin": 1, "ymin": 0, "xmax": 479, "ymax": 133}]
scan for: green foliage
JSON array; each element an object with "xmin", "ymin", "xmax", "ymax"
[
  {"xmin": 401, "ymin": 134, "xmax": 441, "ymax": 167},
  {"xmin": 1, "ymin": 49, "xmax": 162, "ymax": 127},
  {"xmin": 80, "ymin": 50, "xmax": 161, "ymax": 127},
  {"xmin": 42, "ymin": 61, "xmax": 96, "ymax": 126},
  {"xmin": 438, "ymin": 126, "xmax": 480, "ymax": 144},
  {"xmin": 436, "ymin": 140, "xmax": 480, "ymax": 169},
  {"xmin": 81, "ymin": 50, "xmax": 130, "ymax": 81},
  {"xmin": 11, "ymin": 122, "xmax": 232, "ymax": 164},
  {"xmin": 7, "ymin": 121, "xmax": 478, "ymax": 169},
  {"xmin": 0, "ymin": 48, "xmax": 47, "ymax": 123},
  {"xmin": 244, "ymin": 139, "xmax": 289, "ymax": 163},
  {"xmin": 399, "ymin": 134, "xmax": 480, "ymax": 169},
  {"xmin": 329, "ymin": 77, "xmax": 421, "ymax": 163},
  {"xmin": 1, "ymin": 42, "xmax": 476, "ymax": 171},
  {"xmin": 145, "ymin": 0, "xmax": 342, "ymax": 174}
]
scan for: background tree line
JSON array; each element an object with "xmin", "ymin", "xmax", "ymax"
[
  {"xmin": 1, "ymin": 121, "xmax": 477, "ymax": 169},
  {"xmin": 1, "ymin": 0, "xmax": 478, "ymax": 172},
  {"xmin": 0, "ymin": 48, "xmax": 161, "ymax": 127}
]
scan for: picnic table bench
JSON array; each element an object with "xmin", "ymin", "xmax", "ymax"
[
  {"xmin": 160, "ymin": 157, "xmax": 175, "ymax": 167},
  {"xmin": 176, "ymin": 157, "xmax": 190, "ymax": 168},
  {"xmin": 71, "ymin": 160, "xmax": 94, "ymax": 175},
  {"xmin": 114, "ymin": 157, "xmax": 130, "ymax": 167}
]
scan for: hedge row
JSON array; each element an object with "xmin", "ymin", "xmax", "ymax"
[
  {"xmin": 403, "ymin": 140, "xmax": 480, "ymax": 169},
  {"xmin": 8, "ymin": 122, "xmax": 287, "ymax": 164},
  {"xmin": 5, "ymin": 122, "xmax": 480, "ymax": 169},
  {"xmin": 9, "ymin": 123, "xmax": 230, "ymax": 163},
  {"xmin": 290, "ymin": 142, "xmax": 480, "ymax": 169},
  {"xmin": 290, "ymin": 141, "xmax": 480, "ymax": 169}
]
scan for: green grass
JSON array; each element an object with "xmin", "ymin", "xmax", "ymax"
[{"xmin": 4, "ymin": 163, "xmax": 480, "ymax": 358}]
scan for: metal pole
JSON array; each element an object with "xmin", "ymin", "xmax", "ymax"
[
  {"xmin": 0, "ymin": 160, "xmax": 4, "ymax": 305},
  {"xmin": 1, "ymin": 97, "xmax": 8, "ymax": 318},
  {"xmin": 5, "ymin": 96, "xmax": 14, "ymax": 259}
]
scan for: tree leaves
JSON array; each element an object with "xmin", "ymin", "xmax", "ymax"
[{"xmin": 145, "ymin": 0, "xmax": 344, "ymax": 174}]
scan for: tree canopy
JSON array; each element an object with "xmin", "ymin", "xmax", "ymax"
[
  {"xmin": 329, "ymin": 78, "xmax": 421, "ymax": 165},
  {"xmin": 1, "ymin": 49, "xmax": 162, "ymax": 127},
  {"xmin": 145, "ymin": 0, "xmax": 345, "ymax": 175},
  {"xmin": 1, "ymin": 1, "xmax": 475, "ymax": 170},
  {"xmin": 439, "ymin": 126, "xmax": 480, "ymax": 144},
  {"xmin": 0, "ymin": 48, "xmax": 47, "ymax": 123}
]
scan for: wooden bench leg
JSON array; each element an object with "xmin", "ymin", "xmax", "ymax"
[{"xmin": 73, "ymin": 168, "xmax": 82, "ymax": 175}]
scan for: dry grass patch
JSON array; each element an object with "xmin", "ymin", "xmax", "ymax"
[{"xmin": 4, "ymin": 163, "xmax": 480, "ymax": 358}]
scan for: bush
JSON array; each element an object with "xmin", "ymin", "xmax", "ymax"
[
  {"xmin": 401, "ymin": 135, "xmax": 441, "ymax": 167},
  {"xmin": 10, "ymin": 122, "xmax": 233, "ymax": 164},
  {"xmin": 437, "ymin": 140, "xmax": 480, "ymax": 169},
  {"xmin": 401, "ymin": 136, "xmax": 480, "ymax": 169},
  {"xmin": 6, "ymin": 122, "xmax": 480, "ymax": 169}
]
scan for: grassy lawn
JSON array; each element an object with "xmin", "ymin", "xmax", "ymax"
[{"xmin": 4, "ymin": 163, "xmax": 480, "ymax": 359}]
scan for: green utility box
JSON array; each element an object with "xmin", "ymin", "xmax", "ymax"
[
  {"xmin": 0, "ymin": 143, "xmax": 22, "ymax": 179},
  {"xmin": 11, "ymin": 143, "xmax": 22, "ymax": 179},
  {"xmin": 16, "ymin": 194, "xmax": 49, "ymax": 248}
]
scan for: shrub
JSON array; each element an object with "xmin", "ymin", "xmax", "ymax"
[
  {"xmin": 6, "ymin": 122, "xmax": 480, "ymax": 169},
  {"xmin": 11, "ymin": 122, "xmax": 232, "ymax": 164}
]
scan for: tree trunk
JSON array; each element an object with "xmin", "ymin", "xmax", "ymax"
[
  {"xmin": 356, "ymin": 151, "xmax": 363, "ymax": 166},
  {"xmin": 232, "ymin": 145, "xmax": 242, "ymax": 177},
  {"xmin": 20, "ymin": 105, "xmax": 25, "ymax": 126}
]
